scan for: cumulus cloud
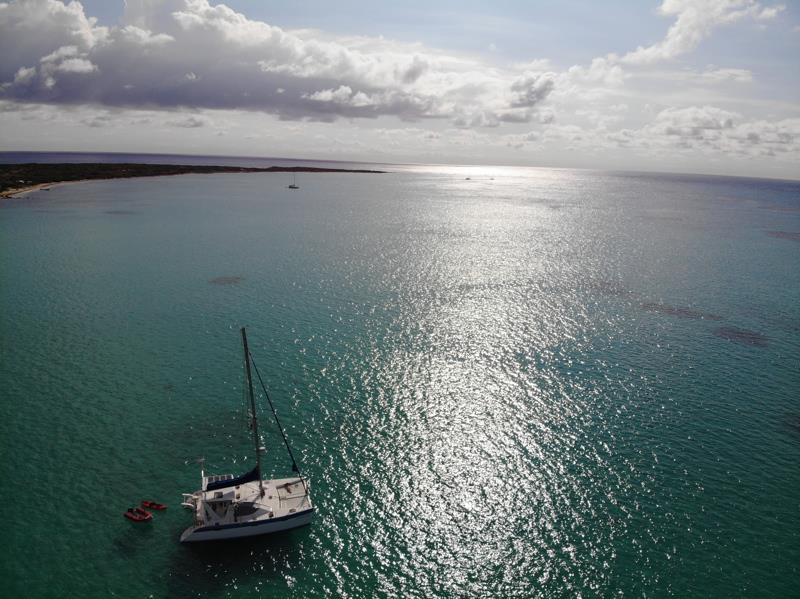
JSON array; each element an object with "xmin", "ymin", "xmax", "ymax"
[
  {"xmin": 501, "ymin": 103, "xmax": 799, "ymax": 165},
  {"xmin": 510, "ymin": 71, "xmax": 556, "ymax": 108},
  {"xmin": 54, "ymin": 57, "xmax": 98, "ymax": 73},
  {"xmin": 622, "ymin": 0, "xmax": 784, "ymax": 65},
  {"xmin": 0, "ymin": 0, "xmax": 555, "ymax": 125},
  {"xmin": 653, "ymin": 105, "xmax": 737, "ymax": 136},
  {"xmin": 166, "ymin": 114, "xmax": 210, "ymax": 127},
  {"xmin": 567, "ymin": 57, "xmax": 626, "ymax": 86},
  {"xmin": 436, "ymin": 70, "xmax": 557, "ymax": 127},
  {"xmin": 605, "ymin": 105, "xmax": 800, "ymax": 157},
  {"xmin": 0, "ymin": 0, "xmax": 106, "ymax": 83},
  {"xmin": 82, "ymin": 113, "xmax": 112, "ymax": 127}
]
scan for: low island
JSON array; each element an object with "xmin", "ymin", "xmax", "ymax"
[{"xmin": 0, "ymin": 162, "xmax": 386, "ymax": 198}]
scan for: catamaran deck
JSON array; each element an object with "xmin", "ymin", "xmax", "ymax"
[{"xmin": 181, "ymin": 476, "xmax": 313, "ymax": 542}]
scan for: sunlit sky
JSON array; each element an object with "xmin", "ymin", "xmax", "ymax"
[{"xmin": 1, "ymin": 0, "xmax": 799, "ymax": 178}]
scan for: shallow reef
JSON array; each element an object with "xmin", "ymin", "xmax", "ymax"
[
  {"xmin": 713, "ymin": 326, "xmax": 769, "ymax": 347},
  {"xmin": 766, "ymin": 230, "xmax": 800, "ymax": 242},
  {"xmin": 641, "ymin": 302, "xmax": 723, "ymax": 320}
]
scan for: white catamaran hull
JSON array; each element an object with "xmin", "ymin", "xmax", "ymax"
[
  {"xmin": 180, "ymin": 507, "xmax": 314, "ymax": 543},
  {"xmin": 180, "ymin": 328, "xmax": 313, "ymax": 544}
]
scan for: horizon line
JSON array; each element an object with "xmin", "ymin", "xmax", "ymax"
[{"xmin": 0, "ymin": 149, "xmax": 798, "ymax": 184}]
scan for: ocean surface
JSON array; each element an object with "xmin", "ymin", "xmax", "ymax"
[{"xmin": 1, "ymin": 154, "xmax": 799, "ymax": 597}]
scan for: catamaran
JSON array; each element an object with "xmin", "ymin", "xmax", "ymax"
[{"xmin": 180, "ymin": 328, "xmax": 313, "ymax": 543}]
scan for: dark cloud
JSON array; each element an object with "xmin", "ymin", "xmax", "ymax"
[
  {"xmin": 509, "ymin": 72, "xmax": 556, "ymax": 108},
  {"xmin": 400, "ymin": 56, "xmax": 428, "ymax": 84}
]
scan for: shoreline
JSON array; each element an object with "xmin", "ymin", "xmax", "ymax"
[
  {"xmin": 0, "ymin": 163, "xmax": 386, "ymax": 199},
  {"xmin": 1, "ymin": 179, "xmax": 92, "ymax": 199}
]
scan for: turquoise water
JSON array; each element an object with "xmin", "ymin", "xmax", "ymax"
[{"xmin": 1, "ymin": 166, "xmax": 799, "ymax": 597}]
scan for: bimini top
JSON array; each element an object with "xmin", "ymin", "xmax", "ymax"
[{"xmin": 204, "ymin": 466, "xmax": 260, "ymax": 491}]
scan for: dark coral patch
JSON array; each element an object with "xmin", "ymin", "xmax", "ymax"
[
  {"xmin": 209, "ymin": 276, "xmax": 244, "ymax": 285},
  {"xmin": 641, "ymin": 302, "xmax": 723, "ymax": 321},
  {"xmin": 761, "ymin": 204, "xmax": 800, "ymax": 213},
  {"xmin": 713, "ymin": 326, "xmax": 768, "ymax": 348},
  {"xmin": 766, "ymin": 231, "xmax": 800, "ymax": 242}
]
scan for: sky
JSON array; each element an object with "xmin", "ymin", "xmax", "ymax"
[{"xmin": 0, "ymin": 0, "xmax": 799, "ymax": 179}]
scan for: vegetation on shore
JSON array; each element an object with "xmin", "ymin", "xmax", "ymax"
[{"xmin": 0, "ymin": 162, "xmax": 385, "ymax": 196}]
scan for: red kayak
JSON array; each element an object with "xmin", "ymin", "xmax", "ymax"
[
  {"xmin": 124, "ymin": 507, "xmax": 153, "ymax": 522},
  {"xmin": 141, "ymin": 500, "xmax": 167, "ymax": 511}
]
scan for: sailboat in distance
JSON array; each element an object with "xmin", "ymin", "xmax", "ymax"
[
  {"xmin": 180, "ymin": 328, "xmax": 313, "ymax": 542},
  {"xmin": 287, "ymin": 173, "xmax": 299, "ymax": 189}
]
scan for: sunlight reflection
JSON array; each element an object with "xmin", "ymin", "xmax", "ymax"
[{"xmin": 320, "ymin": 177, "xmax": 645, "ymax": 595}]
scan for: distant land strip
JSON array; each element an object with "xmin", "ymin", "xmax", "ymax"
[{"xmin": 0, "ymin": 163, "xmax": 386, "ymax": 197}]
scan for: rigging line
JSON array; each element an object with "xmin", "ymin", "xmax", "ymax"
[
  {"xmin": 248, "ymin": 352, "xmax": 302, "ymax": 477},
  {"xmin": 242, "ymin": 349, "xmax": 250, "ymax": 429}
]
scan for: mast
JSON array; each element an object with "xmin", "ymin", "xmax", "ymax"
[{"xmin": 241, "ymin": 327, "xmax": 264, "ymax": 496}]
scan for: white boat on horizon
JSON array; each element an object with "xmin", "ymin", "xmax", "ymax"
[{"xmin": 180, "ymin": 328, "xmax": 314, "ymax": 543}]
